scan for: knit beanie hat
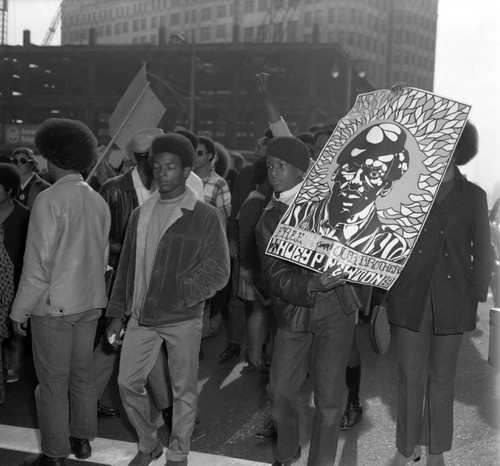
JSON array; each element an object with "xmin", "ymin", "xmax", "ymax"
[
  {"xmin": 149, "ymin": 133, "xmax": 195, "ymax": 168},
  {"xmin": 266, "ymin": 136, "xmax": 310, "ymax": 172}
]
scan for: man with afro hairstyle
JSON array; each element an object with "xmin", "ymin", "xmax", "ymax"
[
  {"xmin": 10, "ymin": 118, "xmax": 111, "ymax": 466},
  {"xmin": 105, "ymin": 133, "xmax": 229, "ymax": 466}
]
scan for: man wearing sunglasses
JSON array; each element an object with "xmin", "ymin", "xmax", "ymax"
[{"xmin": 11, "ymin": 147, "xmax": 51, "ymax": 210}]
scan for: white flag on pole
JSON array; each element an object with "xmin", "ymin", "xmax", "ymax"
[{"xmin": 108, "ymin": 64, "xmax": 166, "ymax": 150}]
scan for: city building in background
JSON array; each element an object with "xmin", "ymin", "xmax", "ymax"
[
  {"xmin": 61, "ymin": 0, "xmax": 438, "ymax": 90},
  {"xmin": 0, "ymin": 41, "xmax": 374, "ymax": 157}
]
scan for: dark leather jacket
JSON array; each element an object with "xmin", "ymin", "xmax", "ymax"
[
  {"xmin": 17, "ymin": 173, "xmax": 51, "ymax": 210},
  {"xmin": 256, "ymin": 198, "xmax": 360, "ymax": 332},
  {"xmin": 99, "ymin": 170, "xmax": 138, "ymax": 269}
]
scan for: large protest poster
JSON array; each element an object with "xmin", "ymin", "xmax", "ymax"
[{"xmin": 265, "ymin": 88, "xmax": 470, "ymax": 290}]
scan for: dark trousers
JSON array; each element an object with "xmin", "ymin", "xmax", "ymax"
[
  {"xmin": 31, "ymin": 309, "xmax": 100, "ymax": 458},
  {"xmin": 271, "ymin": 293, "xmax": 355, "ymax": 466},
  {"xmin": 396, "ymin": 296, "xmax": 463, "ymax": 456}
]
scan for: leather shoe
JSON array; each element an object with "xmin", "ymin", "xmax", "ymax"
[
  {"xmin": 98, "ymin": 402, "xmax": 120, "ymax": 417},
  {"xmin": 272, "ymin": 446, "xmax": 301, "ymax": 465},
  {"xmin": 255, "ymin": 420, "xmax": 277, "ymax": 440},
  {"xmin": 19, "ymin": 454, "xmax": 66, "ymax": 466},
  {"xmin": 340, "ymin": 402, "xmax": 363, "ymax": 430},
  {"xmin": 219, "ymin": 343, "xmax": 240, "ymax": 361},
  {"xmin": 128, "ymin": 442, "xmax": 163, "ymax": 466},
  {"xmin": 69, "ymin": 436, "xmax": 91, "ymax": 459}
]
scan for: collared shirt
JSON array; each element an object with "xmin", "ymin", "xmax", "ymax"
[
  {"xmin": 20, "ymin": 173, "xmax": 35, "ymax": 191},
  {"xmin": 272, "ymin": 182, "xmax": 302, "ymax": 207},
  {"xmin": 201, "ymin": 167, "xmax": 231, "ymax": 226}
]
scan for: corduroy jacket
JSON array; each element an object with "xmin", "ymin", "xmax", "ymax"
[
  {"xmin": 387, "ymin": 171, "xmax": 494, "ymax": 334},
  {"xmin": 106, "ymin": 187, "xmax": 230, "ymax": 326},
  {"xmin": 256, "ymin": 198, "xmax": 360, "ymax": 333}
]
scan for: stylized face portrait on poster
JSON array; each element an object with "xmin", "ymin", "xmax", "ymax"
[{"xmin": 265, "ymin": 88, "xmax": 470, "ymax": 290}]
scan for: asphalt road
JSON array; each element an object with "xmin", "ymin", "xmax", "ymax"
[{"xmin": 0, "ymin": 296, "xmax": 499, "ymax": 465}]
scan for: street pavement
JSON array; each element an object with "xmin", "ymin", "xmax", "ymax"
[{"xmin": 0, "ymin": 296, "xmax": 498, "ymax": 465}]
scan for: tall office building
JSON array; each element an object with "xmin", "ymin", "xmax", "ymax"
[{"xmin": 61, "ymin": 0, "xmax": 438, "ymax": 90}]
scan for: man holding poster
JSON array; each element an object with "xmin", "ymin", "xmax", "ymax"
[{"xmin": 255, "ymin": 136, "xmax": 360, "ymax": 466}]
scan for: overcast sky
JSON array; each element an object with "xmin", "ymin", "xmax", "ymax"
[{"xmin": 7, "ymin": 0, "xmax": 500, "ymax": 203}]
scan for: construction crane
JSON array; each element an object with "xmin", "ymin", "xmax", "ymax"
[
  {"xmin": 42, "ymin": 0, "xmax": 68, "ymax": 46},
  {"xmin": 0, "ymin": 0, "xmax": 8, "ymax": 45}
]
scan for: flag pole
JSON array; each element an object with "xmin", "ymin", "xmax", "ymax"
[{"xmin": 85, "ymin": 82, "xmax": 150, "ymax": 182}]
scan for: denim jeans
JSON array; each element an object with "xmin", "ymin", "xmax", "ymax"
[
  {"xmin": 31, "ymin": 309, "xmax": 100, "ymax": 458},
  {"xmin": 118, "ymin": 315, "xmax": 202, "ymax": 462},
  {"xmin": 271, "ymin": 291, "xmax": 355, "ymax": 466}
]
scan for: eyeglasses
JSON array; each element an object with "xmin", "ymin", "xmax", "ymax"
[
  {"xmin": 196, "ymin": 150, "xmax": 207, "ymax": 156},
  {"xmin": 12, "ymin": 157, "xmax": 29, "ymax": 165}
]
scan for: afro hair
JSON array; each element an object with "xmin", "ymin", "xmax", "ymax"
[
  {"xmin": 252, "ymin": 157, "xmax": 268, "ymax": 186},
  {"xmin": 0, "ymin": 162, "xmax": 21, "ymax": 198},
  {"xmin": 296, "ymin": 132, "xmax": 314, "ymax": 145},
  {"xmin": 198, "ymin": 136, "xmax": 216, "ymax": 162},
  {"xmin": 453, "ymin": 120, "xmax": 479, "ymax": 166},
  {"xmin": 175, "ymin": 129, "xmax": 199, "ymax": 151},
  {"xmin": 35, "ymin": 118, "xmax": 97, "ymax": 172}
]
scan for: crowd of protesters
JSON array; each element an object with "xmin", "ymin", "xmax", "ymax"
[{"xmin": 0, "ymin": 74, "xmax": 496, "ymax": 466}]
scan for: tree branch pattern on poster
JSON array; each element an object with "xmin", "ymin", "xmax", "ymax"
[{"xmin": 265, "ymin": 88, "xmax": 470, "ymax": 290}]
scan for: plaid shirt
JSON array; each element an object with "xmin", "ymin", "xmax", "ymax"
[{"xmin": 201, "ymin": 168, "xmax": 231, "ymax": 227}]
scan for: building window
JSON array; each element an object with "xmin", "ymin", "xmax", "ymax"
[
  {"xmin": 115, "ymin": 23, "xmax": 122, "ymax": 34},
  {"xmin": 256, "ymin": 25, "xmax": 266, "ymax": 41},
  {"xmin": 132, "ymin": 37, "xmax": 138, "ymax": 44},
  {"xmin": 191, "ymin": 10, "xmax": 197, "ymax": 22},
  {"xmin": 216, "ymin": 25, "xmax": 226, "ymax": 39},
  {"xmin": 273, "ymin": 23, "xmax": 284, "ymax": 42},
  {"xmin": 132, "ymin": 19, "xmax": 139, "ymax": 31},
  {"xmin": 287, "ymin": 20, "xmax": 298, "ymax": 41},
  {"xmin": 151, "ymin": 35, "xmax": 158, "ymax": 45},
  {"xmin": 304, "ymin": 11, "xmax": 312, "ymax": 27},
  {"xmin": 258, "ymin": 0, "xmax": 268, "ymax": 11},
  {"xmin": 244, "ymin": 0, "xmax": 255, "ymax": 14},
  {"xmin": 329, "ymin": 8, "xmax": 335, "ymax": 21},
  {"xmin": 201, "ymin": 7, "xmax": 211, "ymax": 21},
  {"xmin": 140, "ymin": 18, "xmax": 147, "ymax": 30},
  {"xmin": 243, "ymin": 26, "xmax": 254, "ymax": 41},
  {"xmin": 184, "ymin": 11, "xmax": 190, "ymax": 23},
  {"xmin": 217, "ymin": 5, "xmax": 227, "ymax": 17},
  {"xmin": 151, "ymin": 16, "xmax": 158, "ymax": 28},
  {"xmin": 160, "ymin": 15, "xmax": 166, "ymax": 26},
  {"xmin": 201, "ymin": 27, "xmax": 211, "ymax": 40},
  {"xmin": 140, "ymin": 36, "xmax": 147, "ymax": 44},
  {"xmin": 171, "ymin": 12, "xmax": 180, "ymax": 25},
  {"xmin": 123, "ymin": 22, "xmax": 129, "ymax": 33}
]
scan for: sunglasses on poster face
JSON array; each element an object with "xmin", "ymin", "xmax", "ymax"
[
  {"xmin": 196, "ymin": 150, "xmax": 208, "ymax": 156},
  {"xmin": 12, "ymin": 157, "xmax": 31, "ymax": 165}
]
